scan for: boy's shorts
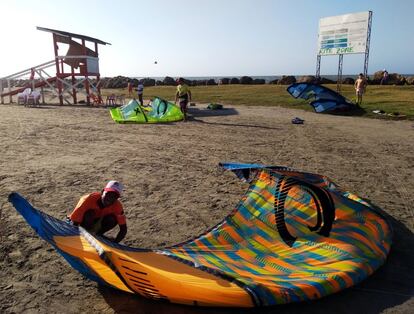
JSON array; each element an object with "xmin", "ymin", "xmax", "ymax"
[{"xmin": 179, "ymin": 99, "xmax": 188, "ymax": 112}]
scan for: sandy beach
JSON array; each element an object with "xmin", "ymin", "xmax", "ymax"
[{"xmin": 0, "ymin": 102, "xmax": 413, "ymax": 314}]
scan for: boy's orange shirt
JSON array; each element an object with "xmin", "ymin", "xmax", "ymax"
[{"xmin": 69, "ymin": 192, "xmax": 126, "ymax": 225}]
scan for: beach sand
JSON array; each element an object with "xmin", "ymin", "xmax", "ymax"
[{"xmin": 0, "ymin": 102, "xmax": 413, "ymax": 313}]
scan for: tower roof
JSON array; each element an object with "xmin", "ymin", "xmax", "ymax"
[{"xmin": 37, "ymin": 26, "xmax": 111, "ymax": 45}]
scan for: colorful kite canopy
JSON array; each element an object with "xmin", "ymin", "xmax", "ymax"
[
  {"xmin": 110, "ymin": 97, "xmax": 183, "ymax": 123},
  {"xmin": 9, "ymin": 163, "xmax": 391, "ymax": 307},
  {"xmin": 287, "ymin": 83, "xmax": 356, "ymax": 113}
]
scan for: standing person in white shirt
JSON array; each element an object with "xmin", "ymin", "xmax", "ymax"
[{"xmin": 137, "ymin": 80, "xmax": 144, "ymax": 105}]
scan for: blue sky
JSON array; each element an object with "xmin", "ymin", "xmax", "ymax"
[{"xmin": 0, "ymin": 0, "xmax": 413, "ymax": 77}]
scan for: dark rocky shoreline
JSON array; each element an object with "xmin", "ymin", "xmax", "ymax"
[
  {"xmin": 94, "ymin": 71, "xmax": 414, "ymax": 88},
  {"xmin": 6, "ymin": 71, "xmax": 414, "ymax": 89}
]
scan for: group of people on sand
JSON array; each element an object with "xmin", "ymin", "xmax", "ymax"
[
  {"xmin": 127, "ymin": 71, "xmax": 385, "ymax": 115},
  {"xmin": 128, "ymin": 78, "xmax": 192, "ymax": 121},
  {"xmin": 68, "ymin": 71, "xmax": 388, "ymax": 243}
]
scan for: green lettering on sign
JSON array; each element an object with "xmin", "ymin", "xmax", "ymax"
[
  {"xmin": 319, "ymin": 48, "xmax": 332, "ymax": 55},
  {"xmin": 336, "ymin": 47, "xmax": 354, "ymax": 54}
]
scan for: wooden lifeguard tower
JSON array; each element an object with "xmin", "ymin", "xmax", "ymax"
[{"xmin": 0, "ymin": 26, "xmax": 110, "ymax": 105}]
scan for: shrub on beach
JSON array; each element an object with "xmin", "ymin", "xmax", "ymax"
[
  {"xmin": 163, "ymin": 76, "xmax": 176, "ymax": 86},
  {"xmin": 318, "ymin": 77, "xmax": 336, "ymax": 84},
  {"xmin": 406, "ymin": 76, "xmax": 414, "ymax": 85},
  {"xmin": 219, "ymin": 78, "xmax": 230, "ymax": 85},
  {"xmin": 240, "ymin": 76, "xmax": 253, "ymax": 84},
  {"xmin": 142, "ymin": 78, "xmax": 156, "ymax": 86},
  {"xmin": 371, "ymin": 71, "xmax": 407, "ymax": 85},
  {"xmin": 100, "ymin": 76, "xmax": 128, "ymax": 88},
  {"xmin": 252, "ymin": 79, "xmax": 266, "ymax": 85},
  {"xmin": 342, "ymin": 77, "xmax": 355, "ymax": 85},
  {"xmin": 297, "ymin": 75, "xmax": 317, "ymax": 84},
  {"xmin": 277, "ymin": 75, "xmax": 296, "ymax": 85}
]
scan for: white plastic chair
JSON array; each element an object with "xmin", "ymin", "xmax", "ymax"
[
  {"xmin": 116, "ymin": 95, "xmax": 125, "ymax": 106},
  {"xmin": 17, "ymin": 88, "xmax": 31, "ymax": 105},
  {"xmin": 106, "ymin": 94, "xmax": 116, "ymax": 106},
  {"xmin": 26, "ymin": 90, "xmax": 41, "ymax": 106}
]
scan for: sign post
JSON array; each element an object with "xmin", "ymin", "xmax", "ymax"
[{"xmin": 316, "ymin": 11, "xmax": 373, "ymax": 91}]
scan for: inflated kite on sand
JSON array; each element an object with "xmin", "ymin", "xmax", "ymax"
[
  {"xmin": 287, "ymin": 83, "xmax": 356, "ymax": 113},
  {"xmin": 9, "ymin": 163, "xmax": 392, "ymax": 307},
  {"xmin": 109, "ymin": 97, "xmax": 183, "ymax": 123}
]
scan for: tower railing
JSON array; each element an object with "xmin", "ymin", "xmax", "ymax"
[{"xmin": 1, "ymin": 56, "xmax": 101, "ymax": 104}]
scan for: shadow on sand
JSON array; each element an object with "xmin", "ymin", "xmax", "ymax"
[
  {"xmin": 187, "ymin": 107, "xmax": 282, "ymax": 131},
  {"xmin": 188, "ymin": 107, "xmax": 239, "ymax": 118},
  {"xmin": 327, "ymin": 106, "xmax": 367, "ymax": 117},
  {"xmin": 99, "ymin": 204, "xmax": 413, "ymax": 314}
]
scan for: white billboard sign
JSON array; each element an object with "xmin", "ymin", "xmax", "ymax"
[{"xmin": 317, "ymin": 11, "xmax": 370, "ymax": 56}]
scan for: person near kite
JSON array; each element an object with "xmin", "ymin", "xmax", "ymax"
[
  {"xmin": 67, "ymin": 180, "xmax": 127, "ymax": 243},
  {"xmin": 175, "ymin": 77, "xmax": 192, "ymax": 121},
  {"xmin": 354, "ymin": 73, "xmax": 367, "ymax": 106}
]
